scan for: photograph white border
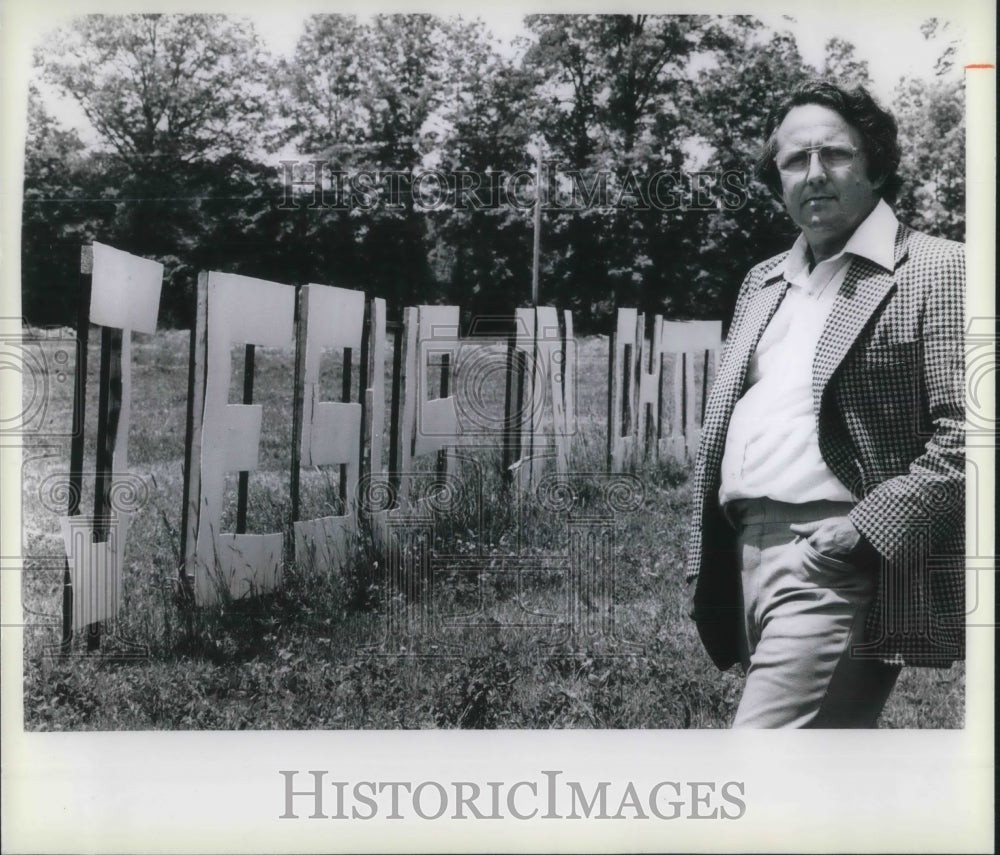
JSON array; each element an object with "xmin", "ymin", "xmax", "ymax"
[{"xmin": 1, "ymin": 0, "xmax": 994, "ymax": 851}]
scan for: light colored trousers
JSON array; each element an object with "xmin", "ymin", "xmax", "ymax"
[{"xmin": 727, "ymin": 498, "xmax": 901, "ymax": 728}]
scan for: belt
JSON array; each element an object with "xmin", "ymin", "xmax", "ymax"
[{"xmin": 724, "ymin": 497, "xmax": 856, "ymax": 532}]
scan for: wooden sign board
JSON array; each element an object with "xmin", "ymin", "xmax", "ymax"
[
  {"xmin": 61, "ymin": 245, "xmax": 162, "ymax": 639},
  {"xmin": 658, "ymin": 319, "xmax": 722, "ymax": 461},
  {"xmin": 608, "ymin": 308, "xmax": 641, "ymax": 472},
  {"xmin": 292, "ymin": 284, "xmax": 366, "ymax": 574},
  {"xmin": 506, "ymin": 306, "xmax": 575, "ymax": 487},
  {"xmin": 184, "ymin": 271, "xmax": 295, "ymax": 604},
  {"xmin": 88, "ymin": 241, "xmax": 163, "ymax": 333},
  {"xmin": 412, "ymin": 305, "xmax": 460, "ymax": 460},
  {"xmin": 636, "ymin": 314, "xmax": 663, "ymax": 464}
]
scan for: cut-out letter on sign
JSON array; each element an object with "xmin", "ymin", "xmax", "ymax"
[
  {"xmin": 397, "ymin": 305, "xmax": 460, "ymax": 500},
  {"xmin": 292, "ymin": 284, "xmax": 365, "ymax": 574},
  {"xmin": 658, "ymin": 320, "xmax": 722, "ymax": 461},
  {"xmin": 635, "ymin": 314, "xmax": 663, "ymax": 462},
  {"xmin": 608, "ymin": 308, "xmax": 641, "ymax": 472},
  {"xmin": 511, "ymin": 306, "xmax": 573, "ymax": 484},
  {"xmin": 184, "ymin": 272, "xmax": 295, "ymax": 604}
]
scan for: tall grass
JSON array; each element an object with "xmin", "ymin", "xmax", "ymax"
[{"xmin": 20, "ymin": 330, "xmax": 963, "ymax": 729}]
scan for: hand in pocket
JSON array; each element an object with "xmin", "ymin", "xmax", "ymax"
[{"xmin": 789, "ymin": 516, "xmax": 860, "ymax": 561}]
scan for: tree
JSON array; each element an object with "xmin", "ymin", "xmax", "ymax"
[
  {"xmin": 820, "ymin": 37, "xmax": 872, "ymax": 89},
  {"xmin": 519, "ymin": 15, "xmax": 723, "ymax": 325},
  {"xmin": 273, "ymin": 14, "xmax": 458, "ymax": 313},
  {"xmin": 31, "ymin": 14, "xmax": 278, "ymax": 326},
  {"xmin": 361, "ymin": 14, "xmax": 448, "ymax": 168},
  {"xmin": 685, "ymin": 18, "xmax": 814, "ymax": 324},
  {"xmin": 276, "ymin": 15, "xmax": 370, "ymax": 156},
  {"xmin": 29, "ymin": 13, "xmax": 955, "ymax": 336},
  {"xmin": 432, "ymin": 21, "xmax": 537, "ymax": 322},
  {"xmin": 21, "ymin": 86, "xmax": 119, "ymax": 325},
  {"xmin": 890, "ymin": 19, "xmax": 965, "ymax": 242},
  {"xmin": 39, "ymin": 14, "xmax": 271, "ymax": 171},
  {"xmin": 892, "ymin": 77, "xmax": 965, "ymax": 241},
  {"xmin": 920, "ymin": 17, "xmax": 959, "ymax": 78}
]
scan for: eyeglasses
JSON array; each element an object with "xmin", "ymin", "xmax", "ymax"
[{"xmin": 774, "ymin": 144, "xmax": 859, "ymax": 175}]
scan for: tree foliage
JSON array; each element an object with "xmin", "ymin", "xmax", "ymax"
[
  {"xmin": 890, "ymin": 19, "xmax": 965, "ymax": 242},
  {"xmin": 277, "ymin": 15, "xmax": 370, "ymax": 155},
  {"xmin": 21, "ymin": 86, "xmax": 118, "ymax": 324},
  {"xmin": 40, "ymin": 14, "xmax": 271, "ymax": 170},
  {"xmin": 892, "ymin": 77, "xmax": 965, "ymax": 242},
  {"xmin": 821, "ymin": 37, "xmax": 872, "ymax": 89},
  {"xmin": 23, "ymin": 13, "xmax": 967, "ymax": 330}
]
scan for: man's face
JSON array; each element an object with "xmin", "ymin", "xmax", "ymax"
[{"xmin": 773, "ymin": 104, "xmax": 883, "ymax": 260}]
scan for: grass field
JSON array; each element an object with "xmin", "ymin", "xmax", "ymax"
[{"xmin": 19, "ymin": 327, "xmax": 964, "ymax": 729}]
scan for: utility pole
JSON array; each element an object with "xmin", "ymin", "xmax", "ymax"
[{"xmin": 531, "ymin": 138, "xmax": 543, "ymax": 306}]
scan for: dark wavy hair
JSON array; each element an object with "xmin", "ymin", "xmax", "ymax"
[{"xmin": 753, "ymin": 80, "xmax": 903, "ymax": 204}]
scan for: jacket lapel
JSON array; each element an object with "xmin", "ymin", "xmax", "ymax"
[
  {"xmin": 707, "ymin": 277, "xmax": 789, "ymax": 438},
  {"xmin": 812, "ymin": 225, "xmax": 911, "ymax": 410}
]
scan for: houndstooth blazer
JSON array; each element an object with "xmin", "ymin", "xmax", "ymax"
[{"xmin": 686, "ymin": 223, "xmax": 966, "ymax": 669}]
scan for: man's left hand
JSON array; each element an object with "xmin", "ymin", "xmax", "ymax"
[{"xmin": 789, "ymin": 516, "xmax": 861, "ymax": 559}]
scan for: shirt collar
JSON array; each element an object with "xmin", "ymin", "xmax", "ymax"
[{"xmin": 771, "ymin": 198, "xmax": 899, "ymax": 283}]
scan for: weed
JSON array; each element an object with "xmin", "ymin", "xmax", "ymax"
[
  {"xmin": 19, "ymin": 331, "xmax": 965, "ymax": 730},
  {"xmin": 431, "ymin": 646, "xmax": 519, "ymax": 728}
]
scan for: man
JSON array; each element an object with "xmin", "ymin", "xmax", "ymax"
[{"xmin": 685, "ymin": 80, "xmax": 965, "ymax": 728}]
